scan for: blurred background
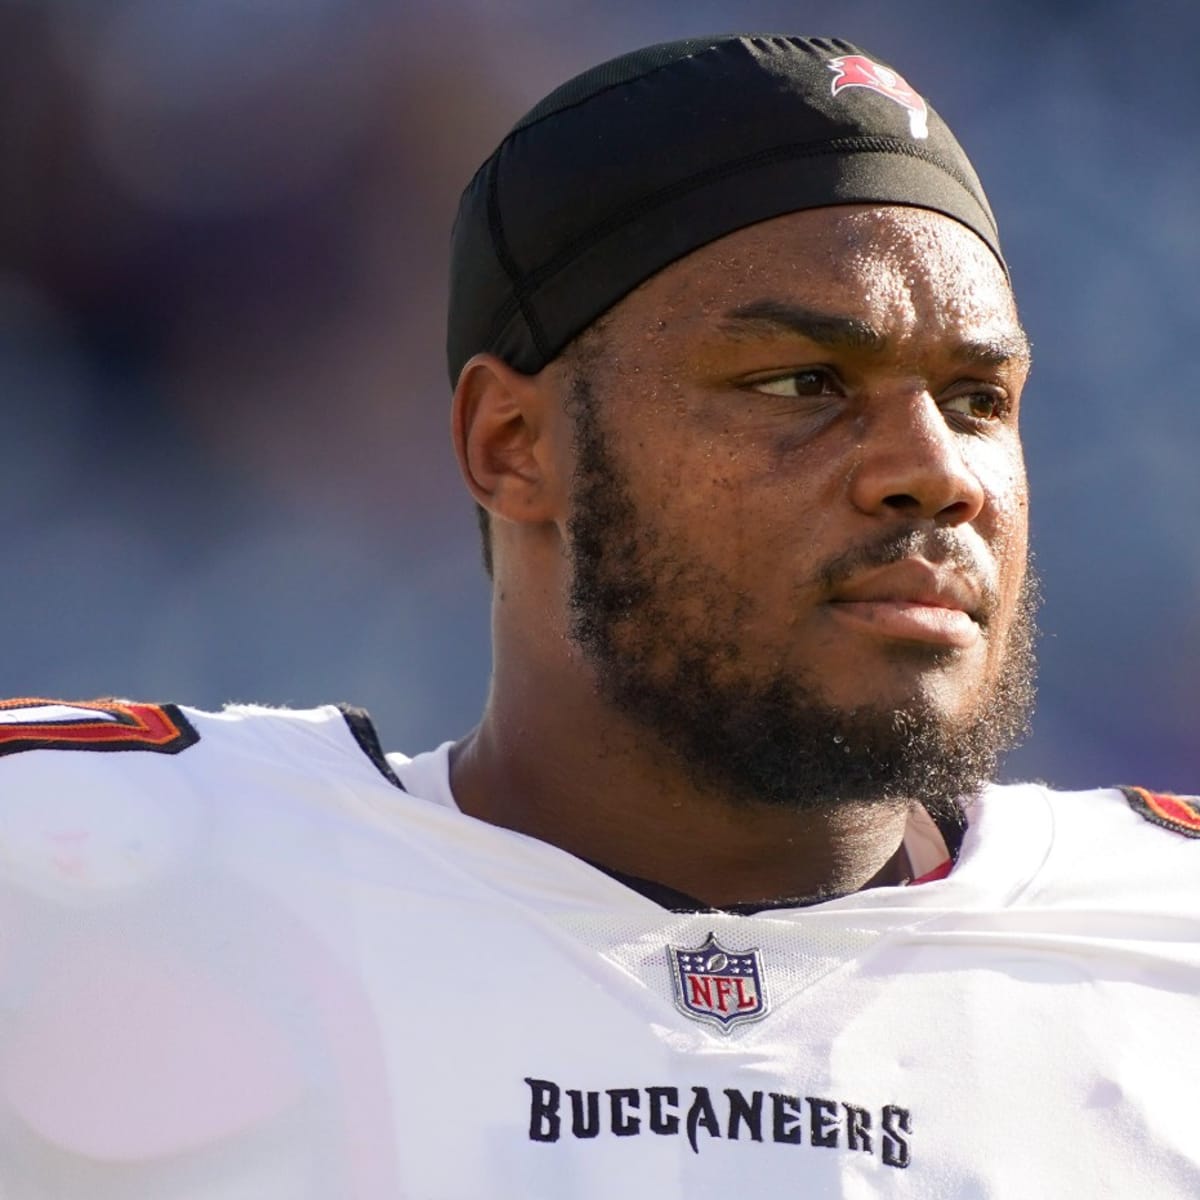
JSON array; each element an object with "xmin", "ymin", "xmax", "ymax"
[{"xmin": 1, "ymin": 0, "xmax": 1196, "ymax": 791}]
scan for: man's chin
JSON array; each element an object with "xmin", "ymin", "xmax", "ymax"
[
  {"xmin": 681, "ymin": 697, "xmax": 997, "ymax": 815},
  {"xmin": 799, "ymin": 659, "xmax": 989, "ymax": 726}
]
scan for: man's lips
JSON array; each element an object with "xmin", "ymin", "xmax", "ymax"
[{"xmin": 825, "ymin": 560, "xmax": 985, "ymax": 648}]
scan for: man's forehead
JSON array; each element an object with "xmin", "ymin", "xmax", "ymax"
[
  {"xmin": 642, "ymin": 205, "xmax": 1014, "ymax": 307},
  {"xmin": 598, "ymin": 205, "xmax": 1019, "ymax": 353}
]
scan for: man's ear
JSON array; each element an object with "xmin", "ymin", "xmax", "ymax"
[{"xmin": 451, "ymin": 353, "xmax": 561, "ymax": 527}]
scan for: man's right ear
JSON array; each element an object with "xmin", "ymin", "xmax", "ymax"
[{"xmin": 451, "ymin": 354, "xmax": 561, "ymax": 527}]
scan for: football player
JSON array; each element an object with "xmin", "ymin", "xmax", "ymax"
[{"xmin": 1, "ymin": 34, "xmax": 1196, "ymax": 1198}]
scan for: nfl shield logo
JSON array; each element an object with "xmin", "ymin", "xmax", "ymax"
[{"xmin": 669, "ymin": 932, "xmax": 767, "ymax": 1033}]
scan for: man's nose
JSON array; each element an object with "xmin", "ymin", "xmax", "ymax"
[{"xmin": 846, "ymin": 394, "xmax": 986, "ymax": 524}]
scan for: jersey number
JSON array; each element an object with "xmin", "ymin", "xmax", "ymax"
[
  {"xmin": 0, "ymin": 699, "xmax": 199, "ymax": 757},
  {"xmin": 1122, "ymin": 786, "xmax": 1200, "ymax": 839}
]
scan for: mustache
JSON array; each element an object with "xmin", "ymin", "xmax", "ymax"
[{"xmin": 815, "ymin": 527, "xmax": 1002, "ymax": 623}]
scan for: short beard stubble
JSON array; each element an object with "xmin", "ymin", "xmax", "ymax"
[{"xmin": 565, "ymin": 373, "xmax": 1039, "ymax": 822}]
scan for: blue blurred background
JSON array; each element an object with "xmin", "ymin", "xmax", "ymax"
[{"xmin": 2, "ymin": 0, "xmax": 1196, "ymax": 790}]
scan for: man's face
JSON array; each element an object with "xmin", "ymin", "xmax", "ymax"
[{"xmin": 564, "ymin": 204, "xmax": 1035, "ymax": 813}]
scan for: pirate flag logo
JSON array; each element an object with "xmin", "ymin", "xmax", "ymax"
[{"xmin": 828, "ymin": 54, "xmax": 929, "ymax": 140}]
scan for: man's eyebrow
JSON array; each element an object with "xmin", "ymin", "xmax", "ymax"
[
  {"xmin": 719, "ymin": 299, "xmax": 1033, "ymax": 367},
  {"xmin": 719, "ymin": 301, "xmax": 884, "ymax": 350},
  {"xmin": 955, "ymin": 334, "xmax": 1033, "ymax": 369}
]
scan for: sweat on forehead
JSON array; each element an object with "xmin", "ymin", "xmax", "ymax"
[
  {"xmin": 638, "ymin": 207, "xmax": 1014, "ymax": 315},
  {"xmin": 593, "ymin": 208, "xmax": 1028, "ymax": 385},
  {"xmin": 446, "ymin": 33, "xmax": 1005, "ymax": 384}
]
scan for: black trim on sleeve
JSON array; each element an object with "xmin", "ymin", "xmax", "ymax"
[{"xmin": 339, "ymin": 706, "xmax": 407, "ymax": 791}]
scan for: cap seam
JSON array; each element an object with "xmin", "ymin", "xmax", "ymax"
[
  {"xmin": 482, "ymin": 135, "xmax": 996, "ymax": 352},
  {"xmin": 485, "ymin": 150, "xmax": 550, "ymax": 365},
  {"xmin": 454, "ymin": 39, "xmax": 730, "ymax": 216},
  {"xmin": 506, "ymin": 37, "xmax": 728, "ymax": 138}
]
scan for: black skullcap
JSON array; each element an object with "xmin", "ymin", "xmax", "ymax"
[{"xmin": 446, "ymin": 34, "xmax": 1003, "ymax": 384}]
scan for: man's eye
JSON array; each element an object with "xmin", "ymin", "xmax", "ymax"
[
  {"xmin": 749, "ymin": 368, "xmax": 838, "ymax": 398},
  {"xmin": 943, "ymin": 391, "xmax": 1009, "ymax": 421}
]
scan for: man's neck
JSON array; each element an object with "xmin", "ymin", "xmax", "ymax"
[{"xmin": 448, "ymin": 694, "xmax": 913, "ymax": 909}]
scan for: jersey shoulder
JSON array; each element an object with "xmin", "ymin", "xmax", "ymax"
[
  {"xmin": 1038, "ymin": 782, "xmax": 1200, "ymax": 844},
  {"xmin": 0, "ymin": 697, "xmax": 408, "ymax": 900},
  {"xmin": 0, "ymin": 698, "xmax": 199, "ymax": 758},
  {"xmin": 1019, "ymin": 781, "xmax": 1200, "ymax": 913},
  {"xmin": 0, "ymin": 696, "xmax": 403, "ymax": 796}
]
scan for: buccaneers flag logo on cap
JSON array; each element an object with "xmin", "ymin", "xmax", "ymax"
[{"xmin": 828, "ymin": 55, "xmax": 929, "ymax": 140}]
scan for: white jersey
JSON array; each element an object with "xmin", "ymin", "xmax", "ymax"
[{"xmin": 0, "ymin": 699, "xmax": 1197, "ymax": 1198}]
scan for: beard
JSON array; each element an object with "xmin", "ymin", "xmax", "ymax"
[{"xmin": 564, "ymin": 375, "xmax": 1039, "ymax": 822}]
